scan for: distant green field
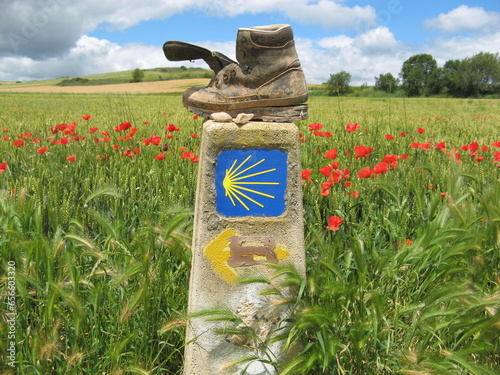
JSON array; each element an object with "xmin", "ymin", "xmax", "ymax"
[
  {"xmin": 0, "ymin": 67, "xmax": 212, "ymax": 89},
  {"xmin": 0, "ymin": 93, "xmax": 499, "ymax": 374}
]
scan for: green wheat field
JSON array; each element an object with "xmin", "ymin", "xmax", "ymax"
[{"xmin": 1, "ymin": 92, "xmax": 499, "ymax": 374}]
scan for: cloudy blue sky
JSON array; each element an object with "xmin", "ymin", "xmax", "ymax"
[{"xmin": 1, "ymin": 0, "xmax": 499, "ymax": 85}]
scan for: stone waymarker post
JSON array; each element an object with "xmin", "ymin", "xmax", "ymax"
[{"xmin": 184, "ymin": 119, "xmax": 305, "ymax": 375}]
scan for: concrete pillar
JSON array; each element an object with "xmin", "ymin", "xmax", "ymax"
[{"xmin": 184, "ymin": 120, "xmax": 305, "ymax": 375}]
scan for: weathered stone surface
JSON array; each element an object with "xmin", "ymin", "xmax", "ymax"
[{"xmin": 184, "ymin": 120, "xmax": 305, "ymax": 375}]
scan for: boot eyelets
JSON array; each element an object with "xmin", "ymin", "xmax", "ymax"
[
  {"xmin": 223, "ymin": 74, "xmax": 228, "ymax": 81},
  {"xmin": 230, "ymin": 71, "xmax": 236, "ymax": 77}
]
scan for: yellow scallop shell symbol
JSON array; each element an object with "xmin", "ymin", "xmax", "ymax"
[{"xmin": 222, "ymin": 155, "xmax": 280, "ymax": 211}]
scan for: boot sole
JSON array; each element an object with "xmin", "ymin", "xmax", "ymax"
[{"xmin": 187, "ymin": 104, "xmax": 308, "ymax": 123}]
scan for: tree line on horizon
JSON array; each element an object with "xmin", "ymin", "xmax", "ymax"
[{"xmin": 325, "ymin": 51, "xmax": 500, "ymax": 98}]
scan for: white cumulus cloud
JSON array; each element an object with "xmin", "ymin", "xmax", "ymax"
[{"xmin": 423, "ymin": 5, "xmax": 500, "ymax": 34}]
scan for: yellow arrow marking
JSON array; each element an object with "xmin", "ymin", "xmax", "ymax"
[
  {"xmin": 204, "ymin": 228, "xmax": 238, "ymax": 283},
  {"xmin": 204, "ymin": 228, "xmax": 290, "ymax": 283}
]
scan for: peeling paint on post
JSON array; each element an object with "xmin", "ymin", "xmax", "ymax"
[{"xmin": 184, "ymin": 120, "xmax": 305, "ymax": 375}]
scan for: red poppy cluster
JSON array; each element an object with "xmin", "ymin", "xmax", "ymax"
[
  {"xmin": 180, "ymin": 148, "xmax": 199, "ymax": 163},
  {"xmin": 300, "ymin": 122, "xmax": 500, "ymax": 231},
  {"xmin": 0, "ymin": 114, "xmax": 201, "ymax": 167},
  {"xmin": 0, "ymin": 162, "xmax": 7, "ymax": 174}
]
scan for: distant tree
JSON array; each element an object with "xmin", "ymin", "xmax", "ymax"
[
  {"xmin": 325, "ymin": 70, "xmax": 351, "ymax": 95},
  {"xmin": 462, "ymin": 52, "xmax": 500, "ymax": 97},
  {"xmin": 441, "ymin": 59, "xmax": 463, "ymax": 96},
  {"xmin": 131, "ymin": 68, "xmax": 145, "ymax": 83},
  {"xmin": 425, "ymin": 67, "xmax": 445, "ymax": 96},
  {"xmin": 400, "ymin": 53, "xmax": 437, "ymax": 97},
  {"xmin": 374, "ymin": 73, "xmax": 398, "ymax": 93},
  {"xmin": 441, "ymin": 53, "xmax": 500, "ymax": 97}
]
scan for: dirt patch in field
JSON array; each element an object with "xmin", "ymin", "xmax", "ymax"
[{"xmin": 0, "ymin": 79, "xmax": 210, "ymax": 94}]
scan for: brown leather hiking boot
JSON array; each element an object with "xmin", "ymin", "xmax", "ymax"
[{"xmin": 163, "ymin": 24, "xmax": 308, "ymax": 122}]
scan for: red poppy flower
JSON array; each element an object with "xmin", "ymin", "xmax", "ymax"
[
  {"xmin": 82, "ymin": 115, "xmax": 91, "ymax": 120},
  {"xmin": 102, "ymin": 137, "xmax": 111, "ymax": 142},
  {"xmin": 435, "ymin": 142, "xmax": 446, "ymax": 151},
  {"xmin": 401, "ymin": 154, "xmax": 409, "ymax": 159},
  {"xmin": 115, "ymin": 122, "xmax": 132, "ymax": 132},
  {"xmin": 452, "ymin": 152, "xmax": 462, "ymax": 163},
  {"xmin": 493, "ymin": 151, "xmax": 500, "ymax": 162},
  {"xmin": 354, "ymin": 145, "xmax": 374, "ymax": 159},
  {"xmin": 321, "ymin": 180, "xmax": 333, "ymax": 190},
  {"xmin": 181, "ymin": 151, "xmax": 195, "ymax": 160},
  {"xmin": 2, "ymin": 137, "xmax": 9, "ymax": 141},
  {"xmin": 372, "ymin": 162, "xmax": 388, "ymax": 175},
  {"xmin": 191, "ymin": 133, "xmax": 199, "ymax": 138},
  {"xmin": 37, "ymin": 147, "xmax": 48, "ymax": 154},
  {"xmin": 417, "ymin": 127, "xmax": 425, "ymax": 134},
  {"xmin": 440, "ymin": 192, "xmax": 447, "ymax": 198},
  {"xmin": 12, "ymin": 140, "xmax": 24, "ymax": 147},
  {"xmin": 66, "ymin": 155, "xmax": 76, "ymax": 162},
  {"xmin": 357, "ymin": 167, "xmax": 372, "ymax": 179},
  {"xmin": 493, "ymin": 141, "xmax": 500, "ymax": 148},
  {"xmin": 166, "ymin": 124, "xmax": 180, "ymax": 132},
  {"xmin": 324, "ymin": 148, "xmax": 337, "ymax": 160},
  {"xmin": 309, "ymin": 123, "xmax": 323, "ymax": 131},
  {"xmin": 151, "ymin": 135, "xmax": 161, "ymax": 146},
  {"xmin": 301, "ymin": 169, "xmax": 312, "ymax": 184},
  {"xmin": 320, "ymin": 188, "xmax": 330, "ymax": 196},
  {"xmin": 382, "ymin": 155, "xmax": 398, "ymax": 169},
  {"xmin": 351, "ymin": 190, "xmax": 359, "ymax": 199},
  {"xmin": 468, "ymin": 142, "xmax": 479, "ymax": 152},
  {"xmin": 346, "ymin": 123, "xmax": 361, "ymax": 132},
  {"xmin": 58, "ymin": 137, "xmax": 70, "ymax": 145},
  {"xmin": 385, "ymin": 134, "xmax": 394, "ymax": 140},
  {"xmin": 191, "ymin": 155, "xmax": 199, "ymax": 163},
  {"xmin": 123, "ymin": 149, "xmax": 135, "ymax": 158},
  {"xmin": 2, "ymin": 128, "xmax": 8, "ymax": 132},
  {"xmin": 89, "ymin": 127, "xmax": 99, "ymax": 134},
  {"xmin": 111, "ymin": 145, "xmax": 120, "ymax": 151},
  {"xmin": 193, "ymin": 114, "xmax": 199, "ymax": 120},
  {"xmin": 154, "ymin": 152, "xmax": 165, "ymax": 161},
  {"xmin": 319, "ymin": 165, "xmax": 332, "ymax": 177},
  {"xmin": 382, "ymin": 154, "xmax": 398, "ymax": 164},
  {"xmin": 326, "ymin": 215, "xmax": 343, "ymax": 231},
  {"xmin": 0, "ymin": 162, "xmax": 7, "ymax": 170}
]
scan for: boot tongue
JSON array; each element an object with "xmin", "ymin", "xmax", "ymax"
[{"xmin": 163, "ymin": 41, "xmax": 236, "ymax": 75}]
